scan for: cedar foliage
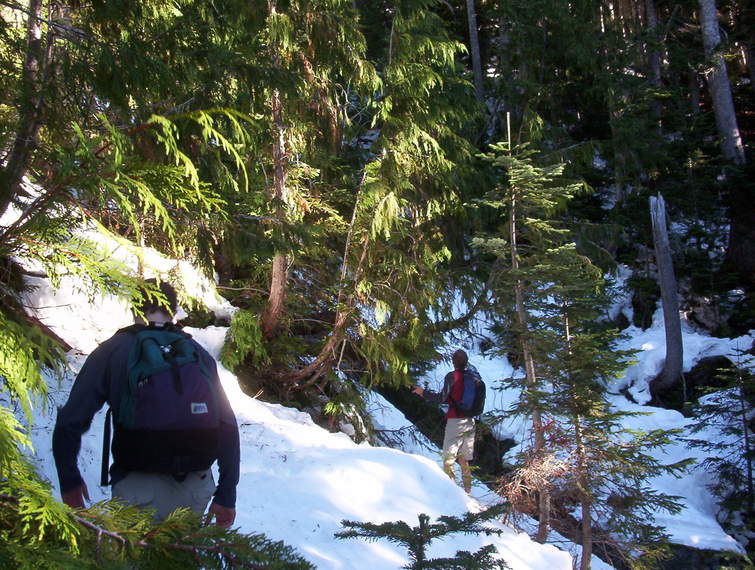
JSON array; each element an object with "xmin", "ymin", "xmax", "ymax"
[
  {"xmin": 1, "ymin": 0, "xmax": 754, "ymax": 565},
  {"xmin": 0, "ymin": 492, "xmax": 314, "ymax": 569},
  {"xmin": 0, "ymin": 3, "xmax": 304, "ymax": 566}
]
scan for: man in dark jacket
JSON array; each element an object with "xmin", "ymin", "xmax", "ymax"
[
  {"xmin": 413, "ymin": 349, "xmax": 475, "ymax": 493},
  {"xmin": 53, "ymin": 280, "xmax": 240, "ymax": 527}
]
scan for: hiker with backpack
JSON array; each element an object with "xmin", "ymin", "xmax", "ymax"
[
  {"xmin": 52, "ymin": 280, "xmax": 240, "ymax": 528},
  {"xmin": 412, "ymin": 349, "xmax": 485, "ymax": 495}
]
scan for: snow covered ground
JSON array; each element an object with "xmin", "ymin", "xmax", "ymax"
[
  {"xmin": 407, "ymin": 275, "xmax": 751, "ymax": 557},
  {"xmin": 17, "ymin": 250, "xmax": 752, "ymax": 568},
  {"xmin": 23, "ymin": 268, "xmax": 572, "ymax": 569}
]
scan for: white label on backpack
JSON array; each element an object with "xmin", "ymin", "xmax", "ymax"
[{"xmin": 191, "ymin": 402, "xmax": 209, "ymax": 414}]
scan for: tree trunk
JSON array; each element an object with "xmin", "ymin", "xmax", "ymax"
[
  {"xmin": 645, "ymin": 0, "xmax": 663, "ymax": 128},
  {"xmin": 260, "ymin": 0, "xmax": 290, "ymax": 339},
  {"xmin": 261, "ymin": 251, "xmax": 288, "ymax": 339},
  {"xmin": 742, "ymin": 43, "xmax": 755, "ymax": 93},
  {"xmin": 698, "ymin": 0, "xmax": 746, "ymax": 165},
  {"xmin": 510, "ymin": 191, "xmax": 550, "ymax": 542},
  {"xmin": 0, "ymin": 0, "xmax": 46, "ymax": 216},
  {"xmin": 562, "ymin": 306, "xmax": 592, "ymax": 568},
  {"xmin": 260, "ymin": 85, "xmax": 289, "ymax": 339},
  {"xmin": 689, "ymin": 71, "xmax": 701, "ymax": 115},
  {"xmin": 465, "ymin": 0, "xmax": 484, "ymax": 103},
  {"xmin": 649, "ymin": 194, "xmax": 683, "ymax": 396},
  {"xmin": 575, "ymin": 420, "xmax": 592, "ymax": 570}
]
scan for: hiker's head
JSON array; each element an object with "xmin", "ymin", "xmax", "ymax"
[
  {"xmin": 133, "ymin": 279, "xmax": 178, "ymax": 321},
  {"xmin": 452, "ymin": 349, "xmax": 468, "ymax": 371}
]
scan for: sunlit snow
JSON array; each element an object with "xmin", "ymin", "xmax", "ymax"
[{"xmin": 14, "ymin": 246, "xmax": 750, "ymax": 567}]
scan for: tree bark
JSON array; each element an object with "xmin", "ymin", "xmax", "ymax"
[
  {"xmin": 465, "ymin": 0, "xmax": 485, "ymax": 103},
  {"xmin": 723, "ymin": 171, "xmax": 755, "ymax": 290},
  {"xmin": 0, "ymin": 0, "xmax": 46, "ymax": 216},
  {"xmin": 575, "ymin": 420, "xmax": 592, "ymax": 570},
  {"xmin": 689, "ymin": 71, "xmax": 701, "ymax": 115},
  {"xmin": 260, "ymin": 0, "xmax": 290, "ymax": 339},
  {"xmin": 742, "ymin": 43, "xmax": 755, "ymax": 92},
  {"xmin": 698, "ymin": 0, "xmax": 746, "ymax": 165},
  {"xmin": 645, "ymin": 0, "xmax": 663, "ymax": 128},
  {"xmin": 649, "ymin": 194, "xmax": 683, "ymax": 396}
]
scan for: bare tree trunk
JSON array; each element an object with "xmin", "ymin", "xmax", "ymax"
[
  {"xmin": 645, "ymin": 0, "xmax": 663, "ymax": 128},
  {"xmin": 465, "ymin": 0, "xmax": 484, "ymax": 103},
  {"xmin": 741, "ymin": 43, "xmax": 755, "ymax": 92},
  {"xmin": 698, "ymin": 0, "xmax": 746, "ymax": 165},
  {"xmin": 576, "ymin": 419, "xmax": 592, "ymax": 570},
  {"xmin": 261, "ymin": 0, "xmax": 290, "ymax": 339},
  {"xmin": 0, "ymin": 0, "xmax": 46, "ymax": 216},
  {"xmin": 689, "ymin": 71, "xmax": 701, "ymax": 115},
  {"xmin": 563, "ymin": 307, "xmax": 591, "ymax": 568},
  {"xmin": 510, "ymin": 192, "xmax": 550, "ymax": 542},
  {"xmin": 649, "ymin": 194, "xmax": 683, "ymax": 396},
  {"xmin": 262, "ymin": 253, "xmax": 289, "ymax": 338}
]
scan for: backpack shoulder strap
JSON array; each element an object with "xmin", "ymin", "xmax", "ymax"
[{"xmin": 100, "ymin": 407, "xmax": 112, "ymax": 486}]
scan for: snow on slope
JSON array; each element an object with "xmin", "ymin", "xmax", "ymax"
[
  {"xmin": 18, "ymin": 241, "xmax": 750, "ymax": 566},
  {"xmin": 405, "ymin": 274, "xmax": 750, "ymax": 556},
  {"xmin": 22, "ymin": 270, "xmax": 573, "ymax": 570}
]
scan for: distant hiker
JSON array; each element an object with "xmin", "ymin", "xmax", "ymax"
[
  {"xmin": 53, "ymin": 279, "xmax": 240, "ymax": 528},
  {"xmin": 413, "ymin": 349, "xmax": 485, "ymax": 494}
]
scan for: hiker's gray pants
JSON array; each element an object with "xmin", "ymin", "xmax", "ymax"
[{"xmin": 112, "ymin": 469, "xmax": 215, "ymax": 521}]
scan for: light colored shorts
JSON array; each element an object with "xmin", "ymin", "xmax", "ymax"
[
  {"xmin": 442, "ymin": 417, "xmax": 475, "ymax": 462},
  {"xmin": 112, "ymin": 469, "xmax": 216, "ymax": 521}
]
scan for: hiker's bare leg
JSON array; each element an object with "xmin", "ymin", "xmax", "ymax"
[
  {"xmin": 458, "ymin": 458, "xmax": 471, "ymax": 494},
  {"xmin": 443, "ymin": 456, "xmax": 456, "ymax": 481}
]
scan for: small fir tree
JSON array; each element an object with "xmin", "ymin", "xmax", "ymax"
[
  {"xmin": 528, "ymin": 245, "xmax": 689, "ymax": 569},
  {"xmin": 475, "ymin": 144, "xmax": 688, "ymax": 567},
  {"xmin": 337, "ymin": 503, "xmax": 510, "ymax": 570},
  {"xmin": 473, "ymin": 142, "xmax": 585, "ymax": 542},
  {"xmin": 686, "ymin": 349, "xmax": 755, "ymax": 550}
]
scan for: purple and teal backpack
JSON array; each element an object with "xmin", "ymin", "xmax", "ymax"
[{"xmin": 101, "ymin": 324, "xmax": 221, "ymax": 485}]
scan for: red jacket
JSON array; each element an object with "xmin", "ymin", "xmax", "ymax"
[{"xmin": 424, "ymin": 369, "xmax": 466, "ymax": 419}]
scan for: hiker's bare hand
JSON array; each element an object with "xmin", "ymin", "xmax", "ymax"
[
  {"xmin": 412, "ymin": 386, "xmax": 424, "ymax": 396},
  {"xmin": 209, "ymin": 502, "xmax": 236, "ymax": 528},
  {"xmin": 61, "ymin": 482, "xmax": 89, "ymax": 509}
]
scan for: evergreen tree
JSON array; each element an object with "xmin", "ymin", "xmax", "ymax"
[
  {"xmin": 0, "ymin": 4, "xmax": 305, "ymax": 564},
  {"xmin": 223, "ymin": 0, "xmax": 483, "ymax": 394},
  {"xmin": 337, "ymin": 503, "xmax": 510, "ymax": 570},
  {"xmin": 523, "ymin": 244, "xmax": 688, "ymax": 569},
  {"xmin": 686, "ymin": 349, "xmax": 755, "ymax": 551},
  {"xmin": 474, "ymin": 144, "xmax": 688, "ymax": 566},
  {"xmin": 473, "ymin": 142, "xmax": 585, "ymax": 542},
  {"xmin": 0, "ymin": 491, "xmax": 314, "ymax": 569}
]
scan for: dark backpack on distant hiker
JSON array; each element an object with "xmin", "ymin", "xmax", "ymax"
[
  {"xmin": 451, "ymin": 367, "xmax": 486, "ymax": 418},
  {"xmin": 101, "ymin": 324, "xmax": 222, "ymax": 485}
]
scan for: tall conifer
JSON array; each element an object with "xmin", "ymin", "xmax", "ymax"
[{"xmin": 475, "ymin": 144, "xmax": 687, "ymax": 565}]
